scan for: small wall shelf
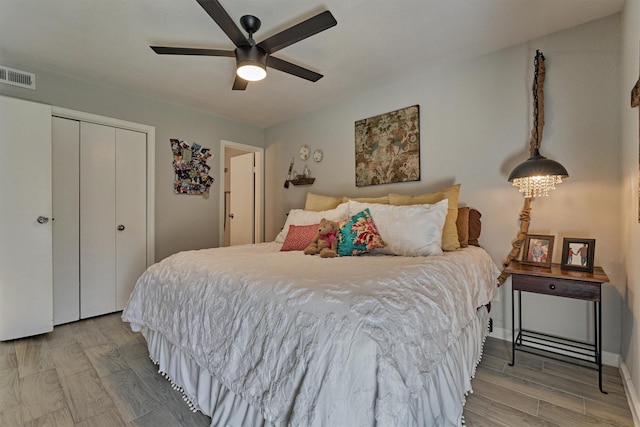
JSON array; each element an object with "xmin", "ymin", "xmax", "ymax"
[{"xmin": 288, "ymin": 178, "xmax": 315, "ymax": 186}]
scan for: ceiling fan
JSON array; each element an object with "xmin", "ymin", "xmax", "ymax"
[{"xmin": 151, "ymin": 0, "xmax": 337, "ymax": 91}]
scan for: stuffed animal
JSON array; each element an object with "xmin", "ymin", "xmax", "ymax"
[{"xmin": 304, "ymin": 218, "xmax": 339, "ymax": 258}]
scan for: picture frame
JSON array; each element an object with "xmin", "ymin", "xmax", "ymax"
[
  {"xmin": 354, "ymin": 105, "xmax": 420, "ymax": 186},
  {"xmin": 521, "ymin": 234, "xmax": 554, "ymax": 268},
  {"xmin": 560, "ymin": 238, "xmax": 596, "ymax": 273}
]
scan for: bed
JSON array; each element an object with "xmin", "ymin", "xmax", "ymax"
[{"xmin": 122, "ymin": 194, "xmax": 500, "ymax": 427}]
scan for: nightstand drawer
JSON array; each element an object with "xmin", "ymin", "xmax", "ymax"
[{"xmin": 511, "ymin": 274, "xmax": 600, "ymax": 301}]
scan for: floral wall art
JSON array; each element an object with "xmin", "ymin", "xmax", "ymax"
[
  {"xmin": 354, "ymin": 105, "xmax": 420, "ymax": 186},
  {"xmin": 171, "ymin": 138, "xmax": 214, "ymax": 197}
]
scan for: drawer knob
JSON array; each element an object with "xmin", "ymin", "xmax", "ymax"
[{"xmin": 549, "ymin": 284, "xmax": 556, "ymax": 290}]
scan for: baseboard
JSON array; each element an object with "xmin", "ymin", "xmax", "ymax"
[
  {"xmin": 620, "ymin": 361, "xmax": 640, "ymax": 427},
  {"xmin": 489, "ymin": 327, "xmax": 620, "ymax": 367}
]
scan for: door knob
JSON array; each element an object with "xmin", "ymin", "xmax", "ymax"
[
  {"xmin": 228, "ymin": 214, "xmax": 234, "ymax": 219},
  {"xmin": 117, "ymin": 224, "xmax": 125, "ymax": 231},
  {"xmin": 37, "ymin": 216, "xmax": 49, "ymax": 224}
]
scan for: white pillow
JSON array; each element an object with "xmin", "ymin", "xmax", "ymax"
[
  {"xmin": 275, "ymin": 202, "xmax": 349, "ymax": 243},
  {"xmin": 348, "ymin": 199, "xmax": 448, "ymax": 256}
]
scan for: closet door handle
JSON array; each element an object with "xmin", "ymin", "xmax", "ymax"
[
  {"xmin": 117, "ymin": 224, "xmax": 125, "ymax": 231},
  {"xmin": 37, "ymin": 216, "xmax": 49, "ymax": 224}
]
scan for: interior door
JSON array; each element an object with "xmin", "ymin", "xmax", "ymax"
[
  {"xmin": 115, "ymin": 128, "xmax": 147, "ymax": 310},
  {"xmin": 80, "ymin": 122, "xmax": 116, "ymax": 318},
  {"xmin": 52, "ymin": 117, "xmax": 80, "ymax": 325},
  {"xmin": 230, "ymin": 152, "xmax": 255, "ymax": 245},
  {"xmin": 0, "ymin": 96, "xmax": 53, "ymax": 340}
]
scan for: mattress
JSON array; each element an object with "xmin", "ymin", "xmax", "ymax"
[{"xmin": 122, "ymin": 243, "xmax": 499, "ymax": 426}]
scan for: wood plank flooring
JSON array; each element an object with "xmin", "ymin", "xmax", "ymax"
[
  {"xmin": 0, "ymin": 312, "xmax": 634, "ymax": 426},
  {"xmin": 464, "ymin": 337, "xmax": 634, "ymax": 426}
]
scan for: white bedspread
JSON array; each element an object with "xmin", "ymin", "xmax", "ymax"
[{"xmin": 122, "ymin": 243, "xmax": 499, "ymax": 426}]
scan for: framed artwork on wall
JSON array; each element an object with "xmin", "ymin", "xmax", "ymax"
[
  {"xmin": 354, "ymin": 105, "xmax": 420, "ymax": 187},
  {"xmin": 521, "ymin": 234, "xmax": 554, "ymax": 268},
  {"xmin": 560, "ymin": 238, "xmax": 596, "ymax": 273}
]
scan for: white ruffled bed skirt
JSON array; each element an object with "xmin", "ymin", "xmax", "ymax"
[{"xmin": 141, "ymin": 306, "xmax": 490, "ymax": 427}]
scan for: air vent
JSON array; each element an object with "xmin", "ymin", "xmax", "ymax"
[{"xmin": 0, "ymin": 65, "xmax": 36, "ymax": 90}]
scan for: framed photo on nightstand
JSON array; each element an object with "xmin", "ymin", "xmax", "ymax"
[
  {"xmin": 561, "ymin": 238, "xmax": 596, "ymax": 273},
  {"xmin": 521, "ymin": 234, "xmax": 554, "ymax": 268}
]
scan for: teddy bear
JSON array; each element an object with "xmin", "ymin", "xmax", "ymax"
[{"xmin": 304, "ymin": 218, "xmax": 339, "ymax": 258}]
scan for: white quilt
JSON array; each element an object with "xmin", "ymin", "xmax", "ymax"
[{"xmin": 122, "ymin": 243, "xmax": 499, "ymax": 426}]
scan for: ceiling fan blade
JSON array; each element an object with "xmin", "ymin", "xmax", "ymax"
[
  {"xmin": 267, "ymin": 56, "xmax": 323, "ymax": 82},
  {"xmin": 151, "ymin": 46, "xmax": 235, "ymax": 57},
  {"xmin": 257, "ymin": 10, "xmax": 336, "ymax": 54},
  {"xmin": 232, "ymin": 75, "xmax": 249, "ymax": 90},
  {"xmin": 197, "ymin": 0, "xmax": 249, "ymax": 47}
]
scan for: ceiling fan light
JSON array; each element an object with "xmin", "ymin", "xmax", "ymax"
[
  {"xmin": 236, "ymin": 45, "xmax": 267, "ymax": 82},
  {"xmin": 237, "ymin": 63, "xmax": 266, "ymax": 81}
]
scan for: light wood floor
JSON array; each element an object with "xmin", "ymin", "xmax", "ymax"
[
  {"xmin": 0, "ymin": 312, "xmax": 634, "ymax": 426},
  {"xmin": 464, "ymin": 336, "xmax": 634, "ymax": 426}
]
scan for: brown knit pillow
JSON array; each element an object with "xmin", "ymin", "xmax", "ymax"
[
  {"xmin": 456, "ymin": 207, "xmax": 470, "ymax": 247},
  {"xmin": 468, "ymin": 209, "xmax": 482, "ymax": 247}
]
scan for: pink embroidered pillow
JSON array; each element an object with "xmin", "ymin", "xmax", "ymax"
[{"xmin": 280, "ymin": 223, "xmax": 319, "ymax": 251}]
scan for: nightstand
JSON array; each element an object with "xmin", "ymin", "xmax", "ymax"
[{"xmin": 505, "ymin": 260, "xmax": 610, "ymax": 393}]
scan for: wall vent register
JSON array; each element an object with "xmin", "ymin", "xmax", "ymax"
[{"xmin": 0, "ymin": 65, "xmax": 36, "ymax": 90}]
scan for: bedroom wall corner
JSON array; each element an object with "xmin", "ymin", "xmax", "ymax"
[{"xmin": 621, "ymin": 0, "xmax": 640, "ymax": 422}]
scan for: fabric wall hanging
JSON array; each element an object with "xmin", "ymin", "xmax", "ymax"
[
  {"xmin": 171, "ymin": 138, "xmax": 214, "ymax": 197},
  {"xmin": 354, "ymin": 105, "xmax": 420, "ymax": 187}
]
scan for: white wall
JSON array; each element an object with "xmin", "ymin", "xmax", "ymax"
[
  {"xmin": 621, "ymin": 0, "xmax": 640, "ymax": 420},
  {"xmin": 0, "ymin": 66, "xmax": 265, "ymax": 262},
  {"xmin": 265, "ymin": 15, "xmax": 623, "ymax": 354}
]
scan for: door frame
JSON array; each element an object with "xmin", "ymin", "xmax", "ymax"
[
  {"xmin": 51, "ymin": 106, "xmax": 156, "ymax": 266},
  {"xmin": 219, "ymin": 140, "xmax": 264, "ymax": 247}
]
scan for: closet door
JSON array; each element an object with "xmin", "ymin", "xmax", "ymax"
[
  {"xmin": 52, "ymin": 117, "xmax": 80, "ymax": 325},
  {"xmin": 80, "ymin": 122, "xmax": 117, "ymax": 318},
  {"xmin": 0, "ymin": 96, "xmax": 53, "ymax": 340},
  {"xmin": 115, "ymin": 128, "xmax": 147, "ymax": 310},
  {"xmin": 80, "ymin": 123, "xmax": 147, "ymax": 318}
]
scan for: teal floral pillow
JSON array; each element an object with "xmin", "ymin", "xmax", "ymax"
[{"xmin": 337, "ymin": 209, "xmax": 386, "ymax": 256}]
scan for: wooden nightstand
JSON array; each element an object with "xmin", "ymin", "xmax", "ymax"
[{"xmin": 505, "ymin": 260, "xmax": 610, "ymax": 393}]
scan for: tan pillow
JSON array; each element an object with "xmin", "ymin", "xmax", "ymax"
[
  {"xmin": 468, "ymin": 208, "xmax": 482, "ymax": 247},
  {"xmin": 456, "ymin": 207, "xmax": 470, "ymax": 247},
  {"xmin": 345, "ymin": 195, "xmax": 390, "ymax": 204},
  {"xmin": 304, "ymin": 192, "xmax": 343, "ymax": 211},
  {"xmin": 389, "ymin": 184, "xmax": 461, "ymax": 251}
]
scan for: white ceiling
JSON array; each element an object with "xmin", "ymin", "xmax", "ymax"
[{"xmin": 0, "ymin": 0, "xmax": 624, "ymax": 128}]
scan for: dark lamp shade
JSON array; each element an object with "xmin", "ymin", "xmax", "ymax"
[
  {"xmin": 508, "ymin": 149, "xmax": 569, "ymax": 181},
  {"xmin": 508, "ymin": 148, "xmax": 569, "ymax": 198}
]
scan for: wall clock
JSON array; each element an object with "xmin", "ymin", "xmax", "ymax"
[
  {"xmin": 313, "ymin": 149, "xmax": 323, "ymax": 162},
  {"xmin": 299, "ymin": 144, "xmax": 310, "ymax": 161}
]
